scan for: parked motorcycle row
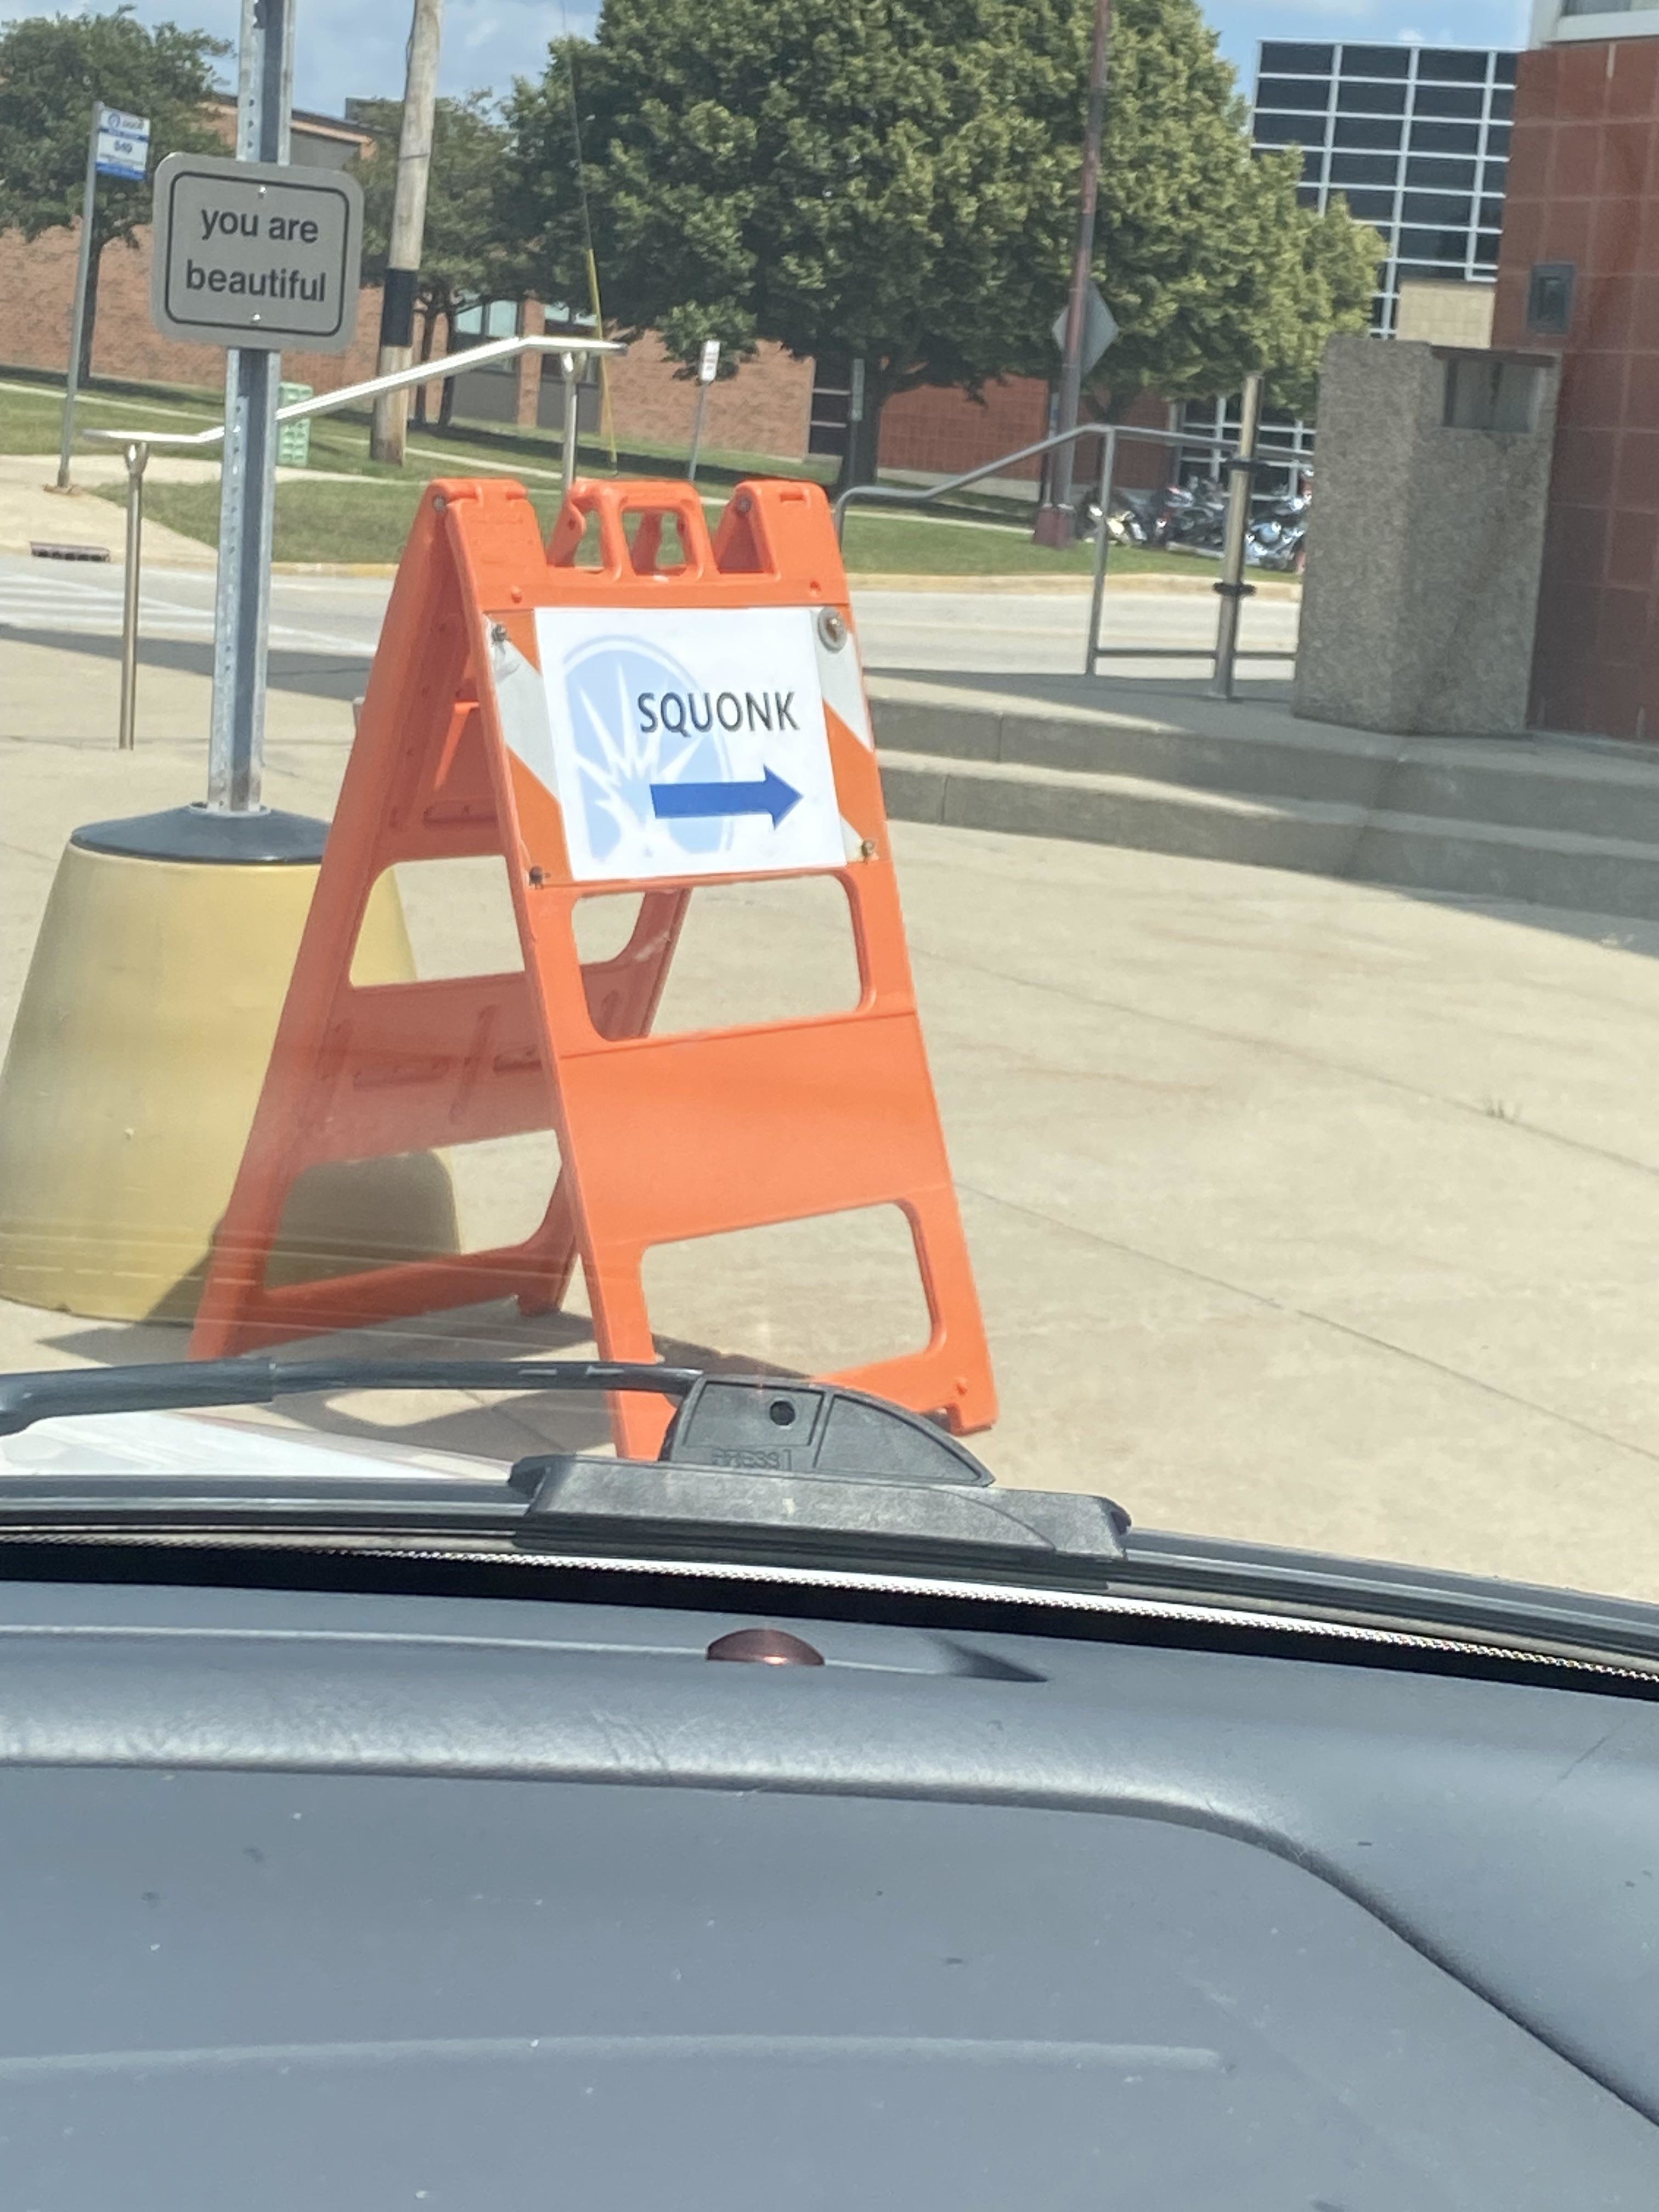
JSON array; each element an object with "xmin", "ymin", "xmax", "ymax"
[{"xmin": 1096, "ymin": 473, "xmax": 1311, "ymax": 573}]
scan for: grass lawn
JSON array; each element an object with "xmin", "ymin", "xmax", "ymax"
[
  {"xmin": 19, "ymin": 365, "xmax": 1201, "ymax": 578},
  {"xmin": 105, "ymin": 473, "xmax": 1201, "ymax": 578}
]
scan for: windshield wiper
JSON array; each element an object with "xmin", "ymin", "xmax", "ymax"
[
  {"xmin": 0, "ymin": 1359, "xmax": 1132, "ymax": 1582},
  {"xmin": 0, "ymin": 1357, "xmax": 704, "ymax": 1438}
]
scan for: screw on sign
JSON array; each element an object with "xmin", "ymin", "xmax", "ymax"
[{"xmin": 190, "ymin": 474, "xmax": 997, "ymax": 1459}]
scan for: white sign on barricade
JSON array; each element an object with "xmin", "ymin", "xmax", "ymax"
[{"xmin": 526, "ymin": 606, "xmax": 845, "ymax": 884}]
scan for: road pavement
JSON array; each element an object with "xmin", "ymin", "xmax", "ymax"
[
  {"xmin": 14, "ymin": 567, "xmax": 1659, "ymax": 1611},
  {"xmin": 0, "ymin": 552, "xmax": 1297, "ymax": 681}
]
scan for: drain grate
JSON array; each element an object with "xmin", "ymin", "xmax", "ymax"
[{"xmin": 29, "ymin": 540, "xmax": 112, "ymax": 562}]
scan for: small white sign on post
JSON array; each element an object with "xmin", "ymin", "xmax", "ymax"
[
  {"xmin": 149, "ymin": 151, "xmax": 363, "ymax": 353},
  {"xmin": 95, "ymin": 108, "xmax": 150, "ymax": 182},
  {"xmin": 698, "ymin": 338, "xmax": 721, "ymax": 385},
  {"xmin": 521, "ymin": 606, "xmax": 845, "ymax": 885}
]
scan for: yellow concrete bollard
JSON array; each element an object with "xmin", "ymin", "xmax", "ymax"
[{"xmin": 0, "ymin": 806, "xmax": 459, "ymax": 1326}]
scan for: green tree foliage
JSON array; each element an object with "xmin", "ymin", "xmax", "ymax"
[
  {"xmin": 501, "ymin": 0, "xmax": 1381, "ymax": 479},
  {"xmin": 0, "ymin": 7, "xmax": 227, "ymax": 383},
  {"xmin": 1079, "ymin": 4, "xmax": 1379, "ymax": 418},
  {"xmin": 351, "ymin": 92, "xmax": 516, "ymax": 427}
]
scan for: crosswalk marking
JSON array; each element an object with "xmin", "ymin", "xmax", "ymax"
[{"xmin": 0, "ymin": 569, "xmax": 371, "ymax": 656}]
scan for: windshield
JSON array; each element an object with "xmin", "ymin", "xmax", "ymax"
[{"xmin": 0, "ymin": 3, "xmax": 1647, "ymax": 1610}]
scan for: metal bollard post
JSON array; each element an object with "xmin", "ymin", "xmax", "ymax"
[
  {"xmin": 1210, "ymin": 373, "xmax": 1262, "ymax": 701},
  {"xmin": 561, "ymin": 353, "xmax": 580, "ymax": 500},
  {"xmin": 1084, "ymin": 426, "xmax": 1117, "ymax": 676},
  {"xmin": 118, "ymin": 438, "xmax": 149, "ymax": 752}
]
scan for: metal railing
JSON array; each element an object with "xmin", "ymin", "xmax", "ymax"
[
  {"xmin": 833, "ymin": 404, "xmax": 1294, "ymax": 691},
  {"xmin": 84, "ymin": 332, "xmax": 622, "ymax": 753}
]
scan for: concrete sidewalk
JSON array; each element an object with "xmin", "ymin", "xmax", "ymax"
[{"xmin": 8, "ymin": 632, "xmax": 1659, "ymax": 1605}]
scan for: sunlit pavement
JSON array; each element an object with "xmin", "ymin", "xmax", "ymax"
[
  {"xmin": 9, "ymin": 596, "xmax": 1659, "ymax": 1606},
  {"xmin": 0, "ymin": 551, "xmax": 1298, "ymax": 680}
]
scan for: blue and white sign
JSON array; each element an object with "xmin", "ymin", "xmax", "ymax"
[
  {"xmin": 95, "ymin": 108, "xmax": 150, "ymax": 183},
  {"xmin": 527, "ymin": 605, "xmax": 845, "ymax": 883}
]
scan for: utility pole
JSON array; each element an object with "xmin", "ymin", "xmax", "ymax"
[
  {"xmin": 55, "ymin": 105, "xmax": 102, "ymax": 491},
  {"xmin": 1034, "ymin": 0, "xmax": 1113, "ymax": 548},
  {"xmin": 369, "ymin": 0, "xmax": 444, "ymax": 465}
]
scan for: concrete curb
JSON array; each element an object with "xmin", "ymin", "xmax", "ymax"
[
  {"xmin": 871, "ymin": 670, "xmax": 1659, "ymax": 919},
  {"xmin": 847, "ymin": 571, "xmax": 1303, "ymax": 599},
  {"xmin": 877, "ymin": 748, "xmax": 1659, "ymax": 917}
]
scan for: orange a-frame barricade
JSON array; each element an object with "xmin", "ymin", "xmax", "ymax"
[{"xmin": 190, "ymin": 475, "xmax": 995, "ymax": 1456}]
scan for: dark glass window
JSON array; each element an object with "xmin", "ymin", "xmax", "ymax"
[
  {"xmin": 1403, "ymin": 190, "xmax": 1474, "ymax": 225},
  {"xmin": 1258, "ymin": 76, "xmax": 1329, "ymax": 109},
  {"xmin": 1494, "ymin": 53, "xmax": 1517, "ymax": 84},
  {"xmin": 1335, "ymin": 79, "xmax": 1409, "ymax": 114},
  {"xmin": 1260, "ymin": 42, "xmax": 1333, "ymax": 72},
  {"xmin": 1474, "ymin": 232, "xmax": 1502, "ymax": 264},
  {"xmin": 1398, "ymin": 227, "xmax": 1471, "ymax": 263},
  {"xmin": 1410, "ymin": 120, "xmax": 1480, "ymax": 154},
  {"xmin": 1330, "ymin": 151, "xmax": 1401, "ymax": 185},
  {"xmin": 1406, "ymin": 155, "xmax": 1476, "ymax": 188},
  {"xmin": 1333, "ymin": 115, "xmax": 1402, "ymax": 148},
  {"xmin": 1252, "ymin": 115, "xmax": 1312, "ymax": 145},
  {"xmin": 1340, "ymin": 44, "xmax": 1410, "ymax": 76},
  {"xmin": 1413, "ymin": 83, "xmax": 1486, "ymax": 118},
  {"xmin": 1485, "ymin": 124, "xmax": 1511, "ymax": 156},
  {"xmin": 1296, "ymin": 183, "xmax": 1322, "ymax": 207},
  {"xmin": 1416, "ymin": 48, "xmax": 1489, "ymax": 81},
  {"xmin": 1302, "ymin": 149, "xmax": 1324, "ymax": 183},
  {"xmin": 1481, "ymin": 159, "xmax": 1508, "ymax": 194},
  {"xmin": 1491, "ymin": 88, "xmax": 1514, "ymax": 119},
  {"xmin": 1335, "ymin": 188, "xmax": 1397, "ymax": 221},
  {"xmin": 1480, "ymin": 196, "xmax": 1505, "ymax": 229}
]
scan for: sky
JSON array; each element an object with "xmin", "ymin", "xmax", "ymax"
[{"xmin": 2, "ymin": 0, "xmax": 1537, "ymax": 115}]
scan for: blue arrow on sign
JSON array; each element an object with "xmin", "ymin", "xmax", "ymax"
[{"xmin": 650, "ymin": 765, "xmax": 802, "ymax": 828}]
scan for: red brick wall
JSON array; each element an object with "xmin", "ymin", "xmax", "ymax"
[
  {"xmin": 601, "ymin": 331, "xmax": 814, "ymax": 461},
  {"xmin": 877, "ymin": 376, "xmax": 1175, "ymax": 490},
  {"xmin": 0, "ymin": 220, "xmax": 383, "ymax": 395},
  {"xmin": 1493, "ymin": 37, "xmax": 1659, "ymax": 742}
]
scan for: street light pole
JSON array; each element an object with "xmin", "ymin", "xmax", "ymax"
[
  {"xmin": 1035, "ymin": 0, "xmax": 1113, "ymax": 548},
  {"xmin": 370, "ymin": 0, "xmax": 445, "ymax": 466}
]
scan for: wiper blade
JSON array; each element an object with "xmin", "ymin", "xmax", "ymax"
[
  {"xmin": 0, "ymin": 1356, "xmax": 703, "ymax": 1439},
  {"xmin": 0, "ymin": 1362, "xmax": 1132, "ymax": 1580}
]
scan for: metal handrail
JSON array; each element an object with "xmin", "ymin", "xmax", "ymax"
[
  {"xmin": 80, "ymin": 332, "xmax": 623, "ymax": 753},
  {"xmin": 83, "ymin": 332, "xmax": 621, "ymax": 452},
  {"xmin": 834, "ymin": 415, "xmax": 1294, "ymax": 686}
]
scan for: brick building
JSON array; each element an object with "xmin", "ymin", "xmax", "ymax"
[{"xmin": 1492, "ymin": 20, "xmax": 1659, "ymax": 743}]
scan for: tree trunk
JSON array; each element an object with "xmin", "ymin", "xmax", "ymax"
[
  {"xmin": 833, "ymin": 382, "xmax": 887, "ymax": 497},
  {"xmin": 412, "ymin": 302, "xmax": 438, "ymax": 427},
  {"xmin": 438, "ymin": 308, "xmax": 458, "ymax": 427},
  {"xmin": 77, "ymin": 233, "xmax": 106, "ymax": 388}
]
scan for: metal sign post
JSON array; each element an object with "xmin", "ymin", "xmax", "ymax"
[
  {"xmin": 210, "ymin": 0, "xmax": 294, "ymax": 815},
  {"xmin": 686, "ymin": 338, "xmax": 721, "ymax": 482},
  {"xmin": 56, "ymin": 104, "xmax": 151, "ymax": 490}
]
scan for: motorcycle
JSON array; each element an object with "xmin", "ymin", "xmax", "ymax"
[{"xmin": 1245, "ymin": 487, "xmax": 1311, "ymax": 573}]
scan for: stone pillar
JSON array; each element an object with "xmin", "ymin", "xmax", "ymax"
[{"xmin": 1294, "ymin": 334, "xmax": 1559, "ymax": 736}]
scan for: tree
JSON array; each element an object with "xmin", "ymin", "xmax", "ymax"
[
  {"xmin": 0, "ymin": 8, "xmax": 227, "ymax": 386},
  {"xmin": 1071, "ymin": 2, "xmax": 1381, "ymax": 420},
  {"xmin": 351, "ymin": 92, "xmax": 517, "ymax": 428},
  {"xmin": 501, "ymin": 0, "xmax": 1381, "ymax": 487}
]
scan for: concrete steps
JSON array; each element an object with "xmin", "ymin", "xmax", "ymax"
[{"xmin": 869, "ymin": 678, "xmax": 1659, "ymax": 917}]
